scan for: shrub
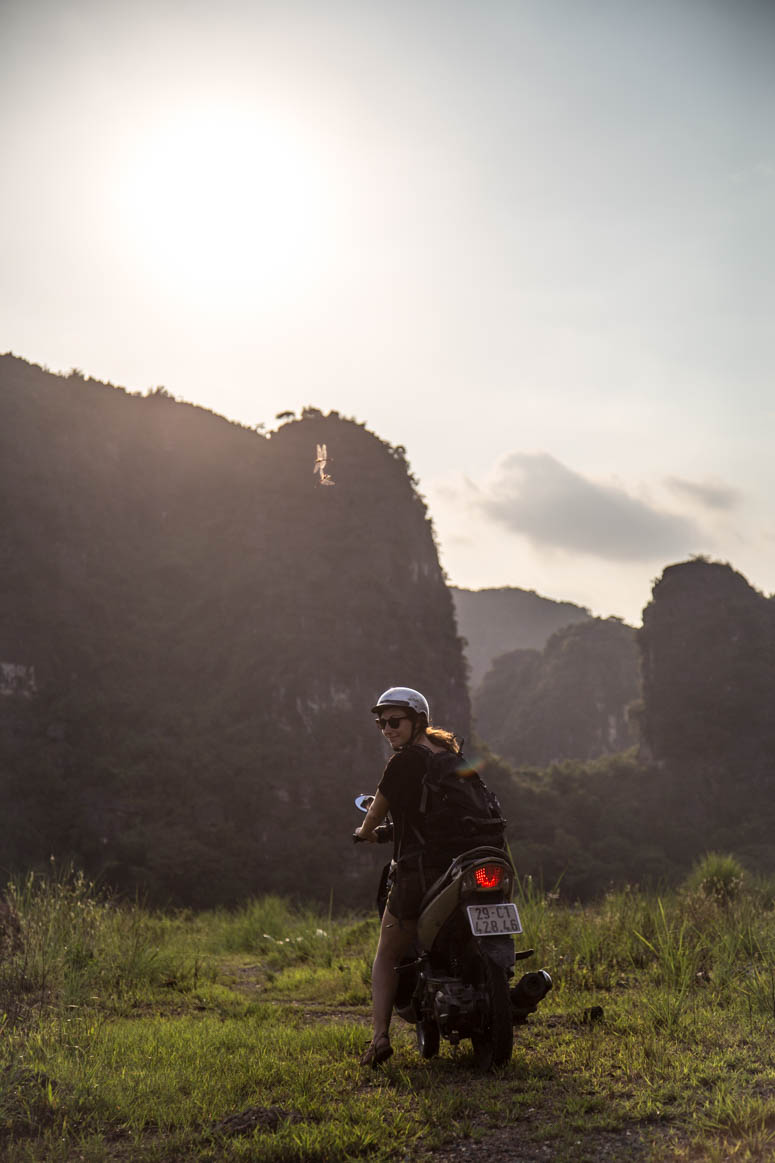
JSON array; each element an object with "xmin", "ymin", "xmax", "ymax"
[{"xmin": 685, "ymin": 852, "xmax": 745, "ymax": 904}]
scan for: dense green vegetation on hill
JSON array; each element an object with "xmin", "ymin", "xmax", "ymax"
[
  {"xmin": 479, "ymin": 750, "xmax": 667, "ymax": 901},
  {"xmin": 639, "ymin": 558, "xmax": 775, "ymax": 773},
  {"xmin": 634, "ymin": 558, "xmax": 775, "ymax": 882},
  {"xmin": 0, "ymin": 356, "xmax": 467, "ymax": 907},
  {"xmin": 474, "ymin": 617, "xmax": 640, "ymax": 768}
]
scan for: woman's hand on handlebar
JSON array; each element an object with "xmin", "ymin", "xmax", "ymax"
[
  {"xmin": 353, "ymin": 823, "xmax": 394, "ymax": 844},
  {"xmin": 353, "ymin": 791, "xmax": 392, "ymax": 845}
]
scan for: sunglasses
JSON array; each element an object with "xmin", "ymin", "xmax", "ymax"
[{"xmin": 375, "ymin": 715, "xmax": 410, "ymax": 730}]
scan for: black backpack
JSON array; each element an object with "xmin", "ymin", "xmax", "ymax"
[{"xmin": 410, "ymin": 746, "xmax": 507, "ymax": 859}]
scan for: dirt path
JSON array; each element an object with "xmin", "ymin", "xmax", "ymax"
[{"xmin": 417, "ymin": 1117, "xmax": 683, "ymax": 1163}]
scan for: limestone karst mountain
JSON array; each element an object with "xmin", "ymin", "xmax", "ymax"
[
  {"xmin": 474, "ymin": 617, "xmax": 640, "ymax": 767},
  {"xmin": 639, "ymin": 558, "xmax": 775, "ymax": 772},
  {"xmin": 0, "ymin": 355, "xmax": 468, "ymax": 906}
]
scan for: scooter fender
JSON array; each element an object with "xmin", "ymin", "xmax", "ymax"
[
  {"xmin": 416, "ymin": 875, "xmax": 461, "ymax": 951},
  {"xmin": 480, "ymin": 934, "xmax": 516, "ymax": 970}
]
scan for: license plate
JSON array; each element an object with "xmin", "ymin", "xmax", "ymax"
[{"xmin": 467, "ymin": 902, "xmax": 522, "ymax": 936}]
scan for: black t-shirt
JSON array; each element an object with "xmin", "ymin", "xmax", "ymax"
[{"xmin": 377, "ymin": 744, "xmax": 431, "ymax": 862}]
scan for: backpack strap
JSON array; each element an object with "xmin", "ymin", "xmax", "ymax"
[
  {"xmin": 396, "ymin": 746, "xmax": 438, "ymax": 870},
  {"xmin": 416, "ymin": 745, "xmax": 466, "ymax": 817},
  {"xmin": 408, "ymin": 743, "xmax": 440, "ymax": 818}
]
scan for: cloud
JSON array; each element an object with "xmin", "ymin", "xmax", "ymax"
[
  {"xmin": 665, "ymin": 476, "xmax": 741, "ymax": 511},
  {"xmin": 476, "ymin": 453, "xmax": 705, "ymax": 562}
]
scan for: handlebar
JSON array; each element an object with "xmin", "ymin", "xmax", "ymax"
[{"xmin": 352, "ymin": 823, "xmax": 394, "ymax": 845}]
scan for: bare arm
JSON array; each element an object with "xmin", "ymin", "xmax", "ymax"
[{"xmin": 354, "ymin": 790, "xmax": 391, "ymax": 843}]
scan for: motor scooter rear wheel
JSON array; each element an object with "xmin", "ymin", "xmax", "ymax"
[
  {"xmin": 470, "ymin": 956, "xmax": 513, "ymax": 1070},
  {"xmin": 416, "ymin": 1019, "xmax": 440, "ymax": 1059}
]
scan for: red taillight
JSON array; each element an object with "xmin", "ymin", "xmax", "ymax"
[{"xmin": 474, "ymin": 864, "xmax": 504, "ymax": 889}]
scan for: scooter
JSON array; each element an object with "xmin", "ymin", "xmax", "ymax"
[{"xmin": 354, "ymin": 795, "xmax": 552, "ymax": 1069}]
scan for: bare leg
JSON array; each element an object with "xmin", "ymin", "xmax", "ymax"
[{"xmin": 371, "ymin": 907, "xmax": 418, "ymax": 1039}]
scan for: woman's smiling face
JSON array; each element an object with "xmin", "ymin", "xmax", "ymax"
[{"xmin": 376, "ymin": 708, "xmax": 415, "ymax": 751}]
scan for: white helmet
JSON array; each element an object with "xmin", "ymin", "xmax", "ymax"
[{"xmin": 371, "ymin": 687, "xmax": 430, "ymax": 718}]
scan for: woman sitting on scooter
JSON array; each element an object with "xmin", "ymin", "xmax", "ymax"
[{"xmin": 354, "ymin": 685, "xmax": 461, "ymax": 1068}]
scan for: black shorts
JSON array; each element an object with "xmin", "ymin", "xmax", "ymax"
[{"xmin": 386, "ymin": 862, "xmax": 447, "ymax": 921}]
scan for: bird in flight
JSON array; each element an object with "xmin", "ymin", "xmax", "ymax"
[{"xmin": 314, "ymin": 443, "xmax": 335, "ymax": 486}]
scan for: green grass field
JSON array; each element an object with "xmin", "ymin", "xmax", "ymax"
[{"xmin": 2, "ymin": 857, "xmax": 775, "ymax": 1161}]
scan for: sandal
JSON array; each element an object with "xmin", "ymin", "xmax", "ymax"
[{"xmin": 360, "ymin": 1032, "xmax": 393, "ymax": 1068}]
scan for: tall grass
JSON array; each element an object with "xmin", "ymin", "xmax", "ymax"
[
  {"xmin": 3, "ymin": 858, "xmax": 775, "ymax": 1160},
  {"xmin": 0, "ymin": 866, "xmax": 196, "ymax": 1021},
  {"xmin": 513, "ymin": 865, "xmax": 775, "ymax": 1028}
]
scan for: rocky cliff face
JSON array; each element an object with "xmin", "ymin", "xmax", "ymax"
[
  {"xmin": 0, "ymin": 355, "xmax": 468, "ymax": 906},
  {"xmin": 638, "ymin": 559, "xmax": 775, "ymax": 771}
]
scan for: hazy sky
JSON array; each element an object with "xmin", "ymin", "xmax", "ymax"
[{"xmin": 2, "ymin": 0, "xmax": 773, "ymax": 623}]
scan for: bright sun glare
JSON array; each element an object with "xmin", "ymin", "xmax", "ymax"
[{"xmin": 118, "ymin": 104, "xmax": 338, "ymax": 309}]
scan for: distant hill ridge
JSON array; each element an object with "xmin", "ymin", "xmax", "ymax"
[{"xmin": 450, "ymin": 585, "xmax": 591, "ymax": 688}]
